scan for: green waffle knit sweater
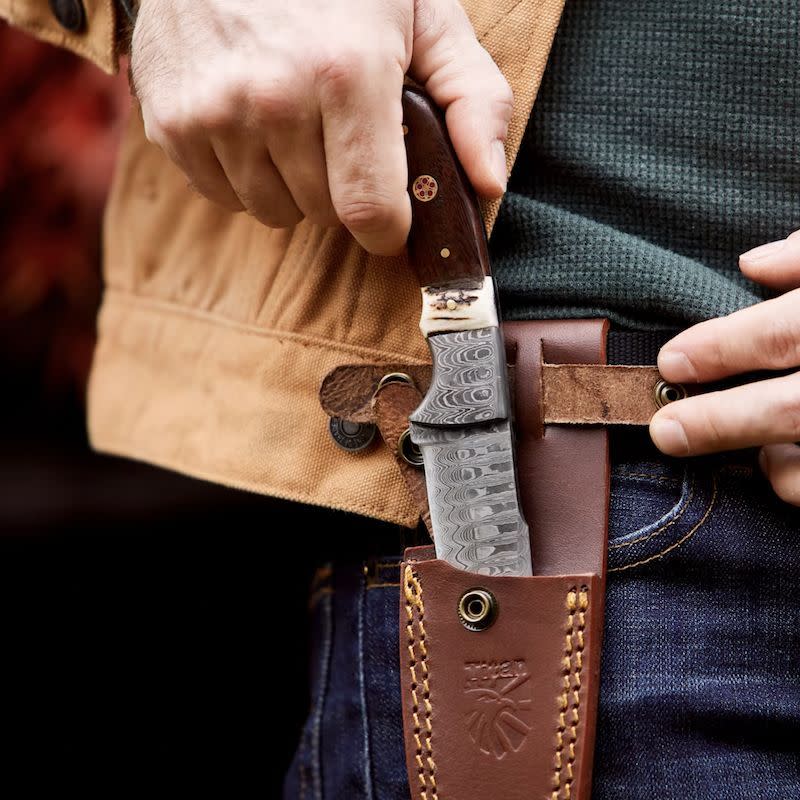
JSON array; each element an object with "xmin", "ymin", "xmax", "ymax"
[{"xmin": 490, "ymin": 0, "xmax": 800, "ymax": 330}]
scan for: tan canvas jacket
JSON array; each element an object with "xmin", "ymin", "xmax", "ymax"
[{"xmin": 2, "ymin": 0, "xmax": 567, "ymax": 527}]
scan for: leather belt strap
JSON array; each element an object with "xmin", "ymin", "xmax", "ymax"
[
  {"xmin": 322, "ymin": 360, "xmax": 671, "ymax": 426},
  {"xmin": 375, "ymin": 319, "xmax": 609, "ymax": 800},
  {"xmin": 321, "ymin": 325, "xmax": 790, "ymax": 429}
]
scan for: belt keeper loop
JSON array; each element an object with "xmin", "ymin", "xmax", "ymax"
[{"xmin": 504, "ymin": 327, "xmax": 544, "ymax": 439}]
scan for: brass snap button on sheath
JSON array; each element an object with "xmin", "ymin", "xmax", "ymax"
[
  {"xmin": 458, "ymin": 588, "xmax": 498, "ymax": 632},
  {"xmin": 49, "ymin": 0, "xmax": 86, "ymax": 32},
  {"xmin": 329, "ymin": 417, "xmax": 376, "ymax": 452},
  {"xmin": 654, "ymin": 379, "xmax": 687, "ymax": 408}
]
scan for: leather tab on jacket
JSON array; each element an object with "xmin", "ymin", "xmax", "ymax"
[{"xmin": 371, "ymin": 380, "xmax": 433, "ymax": 537}]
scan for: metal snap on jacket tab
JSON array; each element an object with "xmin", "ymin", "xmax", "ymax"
[
  {"xmin": 374, "ymin": 372, "xmax": 416, "ymax": 397},
  {"xmin": 458, "ymin": 588, "xmax": 498, "ymax": 632},
  {"xmin": 654, "ymin": 379, "xmax": 687, "ymax": 408},
  {"xmin": 329, "ymin": 417, "xmax": 376, "ymax": 452},
  {"xmin": 398, "ymin": 428, "xmax": 424, "ymax": 467}
]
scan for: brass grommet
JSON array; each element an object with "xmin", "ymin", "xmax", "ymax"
[
  {"xmin": 398, "ymin": 428, "xmax": 424, "ymax": 467},
  {"xmin": 375, "ymin": 372, "xmax": 415, "ymax": 395},
  {"xmin": 654, "ymin": 379, "xmax": 687, "ymax": 408},
  {"xmin": 458, "ymin": 588, "xmax": 498, "ymax": 632}
]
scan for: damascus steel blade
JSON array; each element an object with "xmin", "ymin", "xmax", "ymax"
[
  {"xmin": 410, "ymin": 420, "xmax": 532, "ymax": 576},
  {"xmin": 410, "ymin": 326, "xmax": 508, "ymax": 426},
  {"xmin": 410, "ymin": 325, "xmax": 532, "ymax": 576}
]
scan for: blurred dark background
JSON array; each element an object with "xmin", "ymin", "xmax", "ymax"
[{"xmin": 0, "ymin": 21, "xmax": 341, "ymax": 793}]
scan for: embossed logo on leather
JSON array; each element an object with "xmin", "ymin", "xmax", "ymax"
[{"xmin": 464, "ymin": 659, "xmax": 532, "ymax": 759}]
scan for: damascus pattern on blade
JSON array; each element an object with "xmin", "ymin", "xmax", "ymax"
[
  {"xmin": 409, "ymin": 327, "xmax": 508, "ymax": 427},
  {"xmin": 411, "ymin": 420, "xmax": 532, "ymax": 576}
]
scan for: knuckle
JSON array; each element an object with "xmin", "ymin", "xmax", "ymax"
[
  {"xmin": 496, "ymin": 84, "xmax": 514, "ymax": 118},
  {"xmin": 487, "ymin": 70, "xmax": 514, "ymax": 110},
  {"xmin": 146, "ymin": 103, "xmax": 192, "ymax": 142},
  {"xmin": 315, "ymin": 49, "xmax": 369, "ymax": 96},
  {"xmin": 778, "ymin": 380, "xmax": 800, "ymax": 440},
  {"xmin": 694, "ymin": 322, "xmax": 728, "ymax": 373},
  {"xmin": 192, "ymin": 93, "xmax": 237, "ymax": 131},
  {"xmin": 334, "ymin": 191, "xmax": 397, "ymax": 233},
  {"xmin": 193, "ymin": 75, "xmax": 252, "ymax": 129},
  {"xmin": 763, "ymin": 316, "xmax": 800, "ymax": 367},
  {"xmin": 696, "ymin": 403, "xmax": 724, "ymax": 452},
  {"xmin": 247, "ymin": 81, "xmax": 304, "ymax": 125}
]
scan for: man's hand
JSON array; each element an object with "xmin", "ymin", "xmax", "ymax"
[
  {"xmin": 130, "ymin": 0, "xmax": 512, "ymax": 256},
  {"xmin": 650, "ymin": 231, "xmax": 800, "ymax": 505}
]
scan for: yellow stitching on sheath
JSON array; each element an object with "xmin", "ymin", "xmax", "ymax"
[
  {"xmin": 552, "ymin": 586, "xmax": 589, "ymax": 800},
  {"xmin": 404, "ymin": 571, "xmax": 426, "ymax": 797},
  {"xmin": 609, "ymin": 476, "xmax": 696, "ymax": 550},
  {"xmin": 366, "ymin": 582, "xmax": 402, "ymax": 590},
  {"xmin": 404, "ymin": 565, "xmax": 437, "ymax": 800},
  {"xmin": 610, "ymin": 474, "xmax": 718, "ymax": 572}
]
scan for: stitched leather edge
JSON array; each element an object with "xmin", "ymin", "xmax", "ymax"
[{"xmin": 404, "ymin": 565, "xmax": 438, "ymax": 799}]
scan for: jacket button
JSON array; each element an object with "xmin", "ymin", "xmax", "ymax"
[
  {"xmin": 48, "ymin": 0, "xmax": 86, "ymax": 33},
  {"xmin": 329, "ymin": 417, "xmax": 376, "ymax": 452}
]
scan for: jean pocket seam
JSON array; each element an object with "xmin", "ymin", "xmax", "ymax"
[
  {"xmin": 609, "ymin": 472, "xmax": 718, "ymax": 573},
  {"xmin": 608, "ymin": 477, "xmax": 697, "ymax": 551}
]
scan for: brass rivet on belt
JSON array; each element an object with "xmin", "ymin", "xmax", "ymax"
[
  {"xmin": 654, "ymin": 379, "xmax": 687, "ymax": 408},
  {"xmin": 458, "ymin": 588, "xmax": 497, "ymax": 632},
  {"xmin": 375, "ymin": 372, "xmax": 415, "ymax": 395},
  {"xmin": 440, "ymin": 247, "xmax": 450, "ymax": 258},
  {"xmin": 398, "ymin": 428, "xmax": 424, "ymax": 467},
  {"xmin": 329, "ymin": 417, "xmax": 376, "ymax": 452}
]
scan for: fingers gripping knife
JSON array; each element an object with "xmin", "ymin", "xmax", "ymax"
[{"xmin": 400, "ymin": 86, "xmax": 532, "ymax": 577}]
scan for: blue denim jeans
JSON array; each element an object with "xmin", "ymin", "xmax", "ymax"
[{"xmin": 283, "ymin": 427, "xmax": 800, "ymax": 799}]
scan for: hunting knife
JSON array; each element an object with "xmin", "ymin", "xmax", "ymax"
[{"xmin": 401, "ymin": 86, "xmax": 532, "ymax": 577}]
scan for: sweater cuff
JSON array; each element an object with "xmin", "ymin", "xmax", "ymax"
[{"xmin": 0, "ymin": 0, "xmax": 123, "ymax": 74}]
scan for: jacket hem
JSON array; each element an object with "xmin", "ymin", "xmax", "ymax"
[{"xmin": 86, "ymin": 290, "xmax": 423, "ymax": 528}]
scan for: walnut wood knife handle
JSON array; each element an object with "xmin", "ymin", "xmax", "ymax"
[{"xmin": 401, "ymin": 86, "xmax": 491, "ymax": 289}]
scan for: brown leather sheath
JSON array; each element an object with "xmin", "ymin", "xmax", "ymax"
[{"xmin": 397, "ymin": 318, "xmax": 609, "ymax": 800}]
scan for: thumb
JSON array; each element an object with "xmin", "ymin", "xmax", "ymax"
[{"xmin": 410, "ymin": 0, "xmax": 513, "ymax": 198}]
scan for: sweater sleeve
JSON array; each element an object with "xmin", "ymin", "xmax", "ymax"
[{"xmin": 0, "ymin": 0, "xmax": 124, "ymax": 74}]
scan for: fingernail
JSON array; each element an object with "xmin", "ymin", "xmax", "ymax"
[
  {"xmin": 657, "ymin": 349, "xmax": 698, "ymax": 382},
  {"xmin": 650, "ymin": 418, "xmax": 690, "ymax": 456},
  {"xmin": 491, "ymin": 140, "xmax": 507, "ymax": 191},
  {"xmin": 739, "ymin": 239, "xmax": 786, "ymax": 264}
]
